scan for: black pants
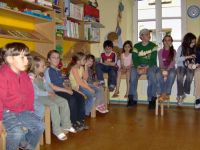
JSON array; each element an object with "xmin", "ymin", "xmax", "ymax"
[{"xmin": 55, "ymin": 90, "xmax": 85, "ymax": 124}]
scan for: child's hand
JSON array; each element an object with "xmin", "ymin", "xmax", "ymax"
[
  {"xmin": 66, "ymin": 89, "xmax": 73, "ymax": 95},
  {"xmin": 48, "ymin": 91, "xmax": 55, "ymax": 97}
]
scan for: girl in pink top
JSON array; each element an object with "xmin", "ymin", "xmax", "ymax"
[{"xmin": 113, "ymin": 40, "xmax": 133, "ymax": 98}]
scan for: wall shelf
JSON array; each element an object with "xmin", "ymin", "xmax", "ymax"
[
  {"xmin": 63, "ymin": 36, "xmax": 100, "ymax": 43},
  {"xmin": 0, "ymin": 7, "xmax": 52, "ymax": 23}
]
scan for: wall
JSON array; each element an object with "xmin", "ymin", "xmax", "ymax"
[
  {"xmin": 186, "ymin": 0, "xmax": 200, "ymax": 37},
  {"xmin": 90, "ymin": 0, "xmax": 133, "ymax": 57}
]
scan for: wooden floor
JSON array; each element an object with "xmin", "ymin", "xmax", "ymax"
[{"xmin": 40, "ymin": 104, "xmax": 200, "ymax": 150}]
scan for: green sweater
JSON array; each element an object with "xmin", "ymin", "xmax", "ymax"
[{"xmin": 132, "ymin": 41, "xmax": 157, "ymax": 68}]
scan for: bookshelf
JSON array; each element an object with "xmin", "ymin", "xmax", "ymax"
[
  {"xmin": 55, "ymin": 0, "xmax": 104, "ymax": 60},
  {"xmin": 0, "ymin": 0, "xmax": 55, "ymax": 57}
]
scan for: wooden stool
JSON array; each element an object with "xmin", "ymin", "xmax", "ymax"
[{"xmin": 155, "ymin": 97, "xmax": 170, "ymax": 116}]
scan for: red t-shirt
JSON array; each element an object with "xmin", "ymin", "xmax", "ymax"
[
  {"xmin": 100, "ymin": 51, "xmax": 117, "ymax": 63},
  {"xmin": 0, "ymin": 64, "xmax": 34, "ymax": 120}
]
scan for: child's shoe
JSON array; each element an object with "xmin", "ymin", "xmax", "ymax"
[
  {"xmin": 64, "ymin": 127, "xmax": 76, "ymax": 133},
  {"xmin": 57, "ymin": 133, "xmax": 67, "ymax": 141},
  {"xmin": 195, "ymin": 99, "xmax": 200, "ymax": 109},
  {"xmin": 109, "ymin": 85, "xmax": 115, "ymax": 92},
  {"xmin": 96, "ymin": 104, "xmax": 107, "ymax": 113}
]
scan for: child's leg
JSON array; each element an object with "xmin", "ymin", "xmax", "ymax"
[
  {"xmin": 176, "ymin": 67, "xmax": 186, "ymax": 97},
  {"xmin": 194, "ymin": 68, "xmax": 200, "ymax": 98},
  {"xmin": 114, "ymin": 70, "xmax": 121, "ymax": 94},
  {"xmin": 34, "ymin": 99, "xmax": 45, "ymax": 120},
  {"xmin": 53, "ymin": 95, "xmax": 72, "ymax": 129},
  {"xmin": 96, "ymin": 63, "xmax": 108, "ymax": 84},
  {"xmin": 3, "ymin": 110, "xmax": 25, "ymax": 150},
  {"xmin": 18, "ymin": 111, "xmax": 44, "ymax": 149},
  {"xmin": 108, "ymin": 67, "xmax": 117, "ymax": 90},
  {"xmin": 39, "ymin": 96, "xmax": 66, "ymax": 136},
  {"xmin": 89, "ymin": 84, "xmax": 104, "ymax": 106},
  {"xmin": 79, "ymin": 86, "xmax": 95, "ymax": 116},
  {"xmin": 55, "ymin": 92, "xmax": 78, "ymax": 125},
  {"xmin": 184, "ymin": 68, "xmax": 194, "ymax": 94},
  {"xmin": 165, "ymin": 68, "xmax": 176, "ymax": 95},
  {"xmin": 125, "ymin": 70, "xmax": 131, "ymax": 96}
]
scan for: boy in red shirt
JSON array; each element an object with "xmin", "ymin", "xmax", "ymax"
[
  {"xmin": 96, "ymin": 40, "xmax": 118, "ymax": 91},
  {"xmin": 0, "ymin": 42, "xmax": 44, "ymax": 150}
]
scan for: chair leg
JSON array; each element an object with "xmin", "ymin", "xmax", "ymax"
[
  {"xmin": 155, "ymin": 98, "xmax": 159, "ymax": 116},
  {"xmin": 35, "ymin": 142, "xmax": 40, "ymax": 150},
  {"xmin": 161, "ymin": 103, "xmax": 164, "ymax": 116},
  {"xmin": 45, "ymin": 107, "xmax": 51, "ymax": 144},
  {"xmin": 40, "ymin": 134, "xmax": 44, "ymax": 146},
  {"xmin": 91, "ymin": 103, "xmax": 96, "ymax": 118}
]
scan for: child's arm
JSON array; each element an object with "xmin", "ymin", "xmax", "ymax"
[
  {"xmin": 33, "ymin": 82, "xmax": 48, "ymax": 97},
  {"xmin": 48, "ymin": 83, "xmax": 73, "ymax": 95},
  {"xmin": 71, "ymin": 68, "xmax": 94, "ymax": 93},
  {"xmin": 83, "ymin": 66, "xmax": 89, "ymax": 81}
]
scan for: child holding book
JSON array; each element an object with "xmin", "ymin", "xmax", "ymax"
[{"xmin": 0, "ymin": 42, "xmax": 44, "ymax": 150}]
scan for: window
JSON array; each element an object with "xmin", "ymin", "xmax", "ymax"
[{"xmin": 134, "ymin": 0, "xmax": 186, "ymax": 50}]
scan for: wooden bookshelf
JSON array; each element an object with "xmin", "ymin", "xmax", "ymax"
[
  {"xmin": 0, "ymin": 7, "xmax": 52, "ymax": 23},
  {"xmin": 0, "ymin": 0, "xmax": 53, "ymax": 11},
  {"xmin": 63, "ymin": 36, "xmax": 100, "ymax": 43}
]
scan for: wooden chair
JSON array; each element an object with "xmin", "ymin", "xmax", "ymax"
[
  {"xmin": 0, "ymin": 126, "xmax": 6, "ymax": 150},
  {"xmin": 40, "ymin": 106, "xmax": 51, "ymax": 145},
  {"xmin": 155, "ymin": 97, "xmax": 170, "ymax": 116}
]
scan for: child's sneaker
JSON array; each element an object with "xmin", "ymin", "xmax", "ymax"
[
  {"xmin": 57, "ymin": 133, "xmax": 67, "ymax": 141},
  {"xmin": 109, "ymin": 85, "xmax": 115, "ymax": 92},
  {"xmin": 64, "ymin": 127, "xmax": 76, "ymax": 133},
  {"xmin": 96, "ymin": 105, "xmax": 107, "ymax": 113},
  {"xmin": 99, "ymin": 81, "xmax": 105, "ymax": 86},
  {"xmin": 195, "ymin": 99, "xmax": 200, "ymax": 109}
]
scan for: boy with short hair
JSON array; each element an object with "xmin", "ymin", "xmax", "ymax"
[
  {"xmin": 0, "ymin": 42, "xmax": 44, "ymax": 150},
  {"xmin": 128, "ymin": 29, "xmax": 158, "ymax": 109},
  {"xmin": 96, "ymin": 40, "xmax": 118, "ymax": 91}
]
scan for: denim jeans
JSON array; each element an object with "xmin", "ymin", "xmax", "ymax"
[
  {"xmin": 88, "ymin": 84, "xmax": 105, "ymax": 106},
  {"xmin": 194, "ymin": 68, "xmax": 200, "ymax": 98},
  {"xmin": 3, "ymin": 110, "xmax": 44, "ymax": 150},
  {"xmin": 129, "ymin": 66, "xmax": 158, "ymax": 101},
  {"xmin": 96, "ymin": 63, "xmax": 117, "ymax": 87},
  {"xmin": 79, "ymin": 86, "xmax": 95, "ymax": 116},
  {"xmin": 34, "ymin": 99, "xmax": 45, "ymax": 120},
  {"xmin": 176, "ymin": 66, "xmax": 194, "ymax": 96},
  {"xmin": 55, "ymin": 90, "xmax": 85, "ymax": 125},
  {"xmin": 156, "ymin": 68, "xmax": 176, "ymax": 95}
]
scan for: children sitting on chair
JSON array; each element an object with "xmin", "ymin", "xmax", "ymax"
[
  {"xmin": 29, "ymin": 56, "xmax": 76, "ymax": 141},
  {"xmin": 113, "ymin": 40, "xmax": 133, "ymax": 98},
  {"xmin": 67, "ymin": 52, "xmax": 95, "ymax": 116},
  {"xmin": 85, "ymin": 54, "xmax": 109, "ymax": 113},
  {"xmin": 156, "ymin": 35, "xmax": 176, "ymax": 102},
  {"xmin": 96, "ymin": 40, "xmax": 118, "ymax": 92},
  {"xmin": 0, "ymin": 42, "xmax": 44, "ymax": 150},
  {"xmin": 194, "ymin": 35, "xmax": 200, "ymax": 109},
  {"xmin": 45, "ymin": 50, "xmax": 88, "ymax": 131},
  {"xmin": 176, "ymin": 33, "xmax": 196, "ymax": 106},
  {"xmin": 128, "ymin": 28, "xmax": 158, "ymax": 109}
]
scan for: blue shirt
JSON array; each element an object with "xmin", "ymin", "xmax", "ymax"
[{"xmin": 48, "ymin": 66, "xmax": 64, "ymax": 88}]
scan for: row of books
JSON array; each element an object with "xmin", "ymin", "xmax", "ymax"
[
  {"xmin": 63, "ymin": 19, "xmax": 80, "ymax": 38},
  {"xmin": 64, "ymin": 0, "xmax": 84, "ymax": 21},
  {"xmin": 84, "ymin": 24, "xmax": 100, "ymax": 41}
]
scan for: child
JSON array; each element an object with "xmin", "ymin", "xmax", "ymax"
[
  {"xmin": 176, "ymin": 33, "xmax": 196, "ymax": 105},
  {"xmin": 45, "ymin": 50, "xmax": 88, "ymax": 131},
  {"xmin": 0, "ymin": 42, "xmax": 44, "ymax": 150},
  {"xmin": 128, "ymin": 28, "xmax": 158, "ymax": 109},
  {"xmin": 96, "ymin": 40, "xmax": 118, "ymax": 91},
  {"xmin": 156, "ymin": 35, "xmax": 176, "ymax": 102},
  {"xmin": 29, "ymin": 56, "xmax": 76, "ymax": 141},
  {"xmin": 194, "ymin": 35, "xmax": 200, "ymax": 109},
  {"xmin": 68, "ymin": 52, "xmax": 96, "ymax": 116},
  {"xmin": 113, "ymin": 40, "xmax": 133, "ymax": 98},
  {"xmin": 83, "ymin": 54, "xmax": 108, "ymax": 113}
]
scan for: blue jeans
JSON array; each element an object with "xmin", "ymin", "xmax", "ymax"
[
  {"xmin": 176, "ymin": 66, "xmax": 194, "ymax": 96},
  {"xmin": 3, "ymin": 110, "xmax": 44, "ymax": 150},
  {"xmin": 88, "ymin": 84, "xmax": 104, "ymax": 106},
  {"xmin": 96, "ymin": 63, "xmax": 117, "ymax": 87},
  {"xmin": 79, "ymin": 86, "xmax": 95, "ymax": 116},
  {"xmin": 129, "ymin": 66, "xmax": 158, "ymax": 101},
  {"xmin": 34, "ymin": 99, "xmax": 45, "ymax": 120},
  {"xmin": 156, "ymin": 68, "xmax": 176, "ymax": 95}
]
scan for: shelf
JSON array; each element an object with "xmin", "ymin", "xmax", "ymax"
[
  {"xmin": 0, "ymin": 0, "xmax": 53, "ymax": 11},
  {"xmin": 67, "ymin": 16, "xmax": 83, "ymax": 22},
  {"xmin": 0, "ymin": 26, "xmax": 53, "ymax": 43},
  {"xmin": 0, "ymin": 7, "xmax": 52, "ymax": 23},
  {"xmin": 70, "ymin": 0, "xmax": 85, "ymax": 4},
  {"xmin": 63, "ymin": 37, "xmax": 100, "ymax": 43},
  {"xmin": 84, "ymin": 21, "xmax": 105, "ymax": 28}
]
